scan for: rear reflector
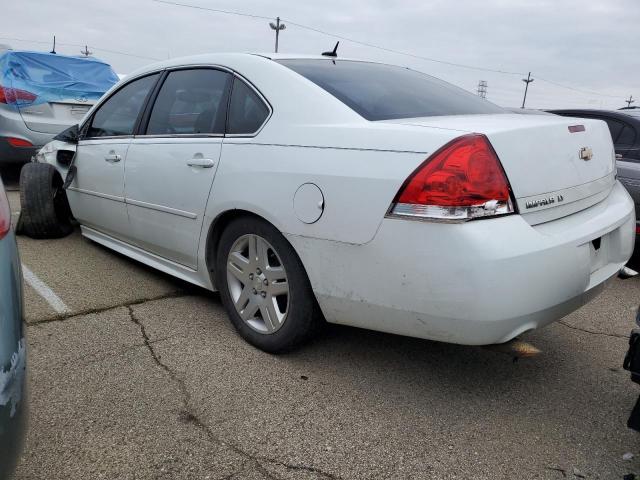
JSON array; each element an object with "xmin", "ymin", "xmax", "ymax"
[
  {"xmin": 388, "ymin": 134, "xmax": 514, "ymax": 221},
  {"xmin": 6, "ymin": 137, "xmax": 34, "ymax": 148},
  {"xmin": 0, "ymin": 185, "xmax": 10, "ymax": 240},
  {"xmin": 568, "ymin": 125, "xmax": 585, "ymax": 133},
  {"xmin": 636, "ymin": 223, "xmax": 640, "ymax": 235},
  {"xmin": 0, "ymin": 85, "xmax": 37, "ymax": 105}
]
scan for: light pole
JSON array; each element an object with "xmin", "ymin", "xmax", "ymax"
[
  {"xmin": 269, "ymin": 17, "xmax": 286, "ymax": 53},
  {"xmin": 521, "ymin": 72, "xmax": 534, "ymax": 109}
]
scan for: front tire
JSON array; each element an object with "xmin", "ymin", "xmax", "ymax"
[
  {"xmin": 215, "ymin": 216, "xmax": 319, "ymax": 353},
  {"xmin": 17, "ymin": 163, "xmax": 73, "ymax": 239}
]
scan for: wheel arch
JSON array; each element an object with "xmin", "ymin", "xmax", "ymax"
[{"xmin": 203, "ymin": 209, "xmax": 317, "ymax": 303}]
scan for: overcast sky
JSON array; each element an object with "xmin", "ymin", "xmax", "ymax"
[{"xmin": 2, "ymin": 0, "xmax": 638, "ymax": 109}]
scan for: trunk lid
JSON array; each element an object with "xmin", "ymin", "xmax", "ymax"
[
  {"xmin": 385, "ymin": 113, "xmax": 616, "ymax": 224},
  {"xmin": 18, "ymin": 98, "xmax": 95, "ymax": 134}
]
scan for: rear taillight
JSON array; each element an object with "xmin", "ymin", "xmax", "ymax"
[
  {"xmin": 0, "ymin": 186, "xmax": 10, "ymax": 240},
  {"xmin": 636, "ymin": 223, "xmax": 640, "ymax": 235},
  {"xmin": 7, "ymin": 137, "xmax": 34, "ymax": 148},
  {"xmin": 388, "ymin": 134, "xmax": 514, "ymax": 221},
  {"xmin": 0, "ymin": 85, "xmax": 37, "ymax": 105}
]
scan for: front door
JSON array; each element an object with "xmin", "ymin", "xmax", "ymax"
[
  {"xmin": 124, "ymin": 68, "xmax": 232, "ymax": 269},
  {"xmin": 67, "ymin": 73, "xmax": 160, "ymax": 241}
]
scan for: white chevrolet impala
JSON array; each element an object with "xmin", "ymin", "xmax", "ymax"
[{"xmin": 20, "ymin": 53, "xmax": 635, "ymax": 352}]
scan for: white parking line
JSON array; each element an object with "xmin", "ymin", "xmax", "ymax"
[{"xmin": 21, "ymin": 264, "xmax": 70, "ymax": 314}]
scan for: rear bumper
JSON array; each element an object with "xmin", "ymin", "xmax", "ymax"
[
  {"xmin": 0, "ymin": 137, "xmax": 39, "ymax": 164},
  {"xmin": 291, "ymin": 181, "xmax": 635, "ymax": 345}
]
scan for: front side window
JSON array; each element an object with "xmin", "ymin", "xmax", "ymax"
[
  {"xmin": 87, "ymin": 73, "xmax": 159, "ymax": 138},
  {"xmin": 277, "ymin": 59, "xmax": 505, "ymax": 121},
  {"xmin": 227, "ymin": 79, "xmax": 270, "ymax": 134},
  {"xmin": 146, "ymin": 69, "xmax": 232, "ymax": 135}
]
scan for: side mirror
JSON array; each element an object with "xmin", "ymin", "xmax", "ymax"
[{"xmin": 53, "ymin": 124, "xmax": 79, "ymax": 144}]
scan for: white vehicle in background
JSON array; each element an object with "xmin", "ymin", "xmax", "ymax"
[{"xmin": 18, "ymin": 53, "xmax": 635, "ymax": 352}]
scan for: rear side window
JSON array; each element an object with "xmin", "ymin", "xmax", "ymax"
[
  {"xmin": 277, "ymin": 59, "xmax": 504, "ymax": 121},
  {"xmin": 617, "ymin": 124, "xmax": 637, "ymax": 147},
  {"xmin": 87, "ymin": 73, "xmax": 159, "ymax": 138},
  {"xmin": 603, "ymin": 118, "xmax": 624, "ymax": 142},
  {"xmin": 226, "ymin": 79, "xmax": 270, "ymax": 134},
  {"xmin": 146, "ymin": 69, "xmax": 232, "ymax": 135}
]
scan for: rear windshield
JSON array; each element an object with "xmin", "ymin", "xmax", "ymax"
[{"xmin": 277, "ymin": 59, "xmax": 504, "ymax": 121}]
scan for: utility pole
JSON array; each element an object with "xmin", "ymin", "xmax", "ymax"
[
  {"xmin": 625, "ymin": 95, "xmax": 635, "ymax": 108},
  {"xmin": 521, "ymin": 72, "xmax": 534, "ymax": 109},
  {"xmin": 50, "ymin": 35, "xmax": 56, "ymax": 54},
  {"xmin": 269, "ymin": 17, "xmax": 286, "ymax": 53},
  {"xmin": 477, "ymin": 80, "xmax": 488, "ymax": 99},
  {"xmin": 80, "ymin": 45, "xmax": 92, "ymax": 57}
]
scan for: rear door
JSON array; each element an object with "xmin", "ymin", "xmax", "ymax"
[
  {"xmin": 124, "ymin": 68, "xmax": 232, "ymax": 269},
  {"xmin": 67, "ymin": 73, "xmax": 160, "ymax": 241}
]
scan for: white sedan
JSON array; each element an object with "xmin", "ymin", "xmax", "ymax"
[{"xmin": 21, "ymin": 53, "xmax": 635, "ymax": 352}]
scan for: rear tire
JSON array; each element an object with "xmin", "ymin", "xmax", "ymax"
[
  {"xmin": 17, "ymin": 163, "xmax": 73, "ymax": 239},
  {"xmin": 215, "ymin": 216, "xmax": 320, "ymax": 353}
]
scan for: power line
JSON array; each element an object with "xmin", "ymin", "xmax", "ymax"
[
  {"xmin": 535, "ymin": 75, "xmax": 623, "ymax": 99},
  {"xmin": 151, "ymin": 0, "xmax": 633, "ymax": 101},
  {"xmin": 0, "ymin": 36, "xmax": 161, "ymax": 61},
  {"xmin": 152, "ymin": 0, "xmax": 273, "ymax": 20},
  {"xmin": 151, "ymin": 0, "xmax": 525, "ymax": 75}
]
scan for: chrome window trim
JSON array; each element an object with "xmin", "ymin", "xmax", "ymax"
[
  {"xmin": 82, "ymin": 63, "xmax": 273, "ymax": 141},
  {"xmin": 132, "ymin": 133, "xmax": 224, "ymax": 140},
  {"xmin": 79, "ymin": 135, "xmax": 134, "ymax": 143},
  {"xmin": 81, "ymin": 69, "xmax": 165, "ymax": 141},
  {"xmin": 225, "ymin": 72, "xmax": 273, "ymax": 138}
]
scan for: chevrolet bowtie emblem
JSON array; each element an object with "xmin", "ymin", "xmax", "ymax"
[{"xmin": 579, "ymin": 147, "xmax": 593, "ymax": 161}]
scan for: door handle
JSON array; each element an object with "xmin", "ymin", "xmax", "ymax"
[
  {"xmin": 187, "ymin": 158, "xmax": 215, "ymax": 168},
  {"xmin": 105, "ymin": 153, "xmax": 121, "ymax": 163}
]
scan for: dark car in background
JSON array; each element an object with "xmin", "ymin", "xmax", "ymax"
[
  {"xmin": 549, "ymin": 108, "xmax": 640, "ymax": 264},
  {"xmin": 0, "ymin": 179, "xmax": 26, "ymax": 475},
  {"xmin": 0, "ymin": 48, "xmax": 119, "ymax": 164}
]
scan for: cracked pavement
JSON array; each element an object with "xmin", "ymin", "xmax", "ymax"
[{"xmin": 3, "ymin": 168, "xmax": 640, "ymax": 479}]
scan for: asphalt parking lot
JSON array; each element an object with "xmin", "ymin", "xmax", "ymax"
[{"xmin": 2, "ymin": 165, "xmax": 640, "ymax": 480}]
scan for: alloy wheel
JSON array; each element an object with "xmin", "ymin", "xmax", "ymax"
[{"xmin": 226, "ymin": 234, "xmax": 290, "ymax": 334}]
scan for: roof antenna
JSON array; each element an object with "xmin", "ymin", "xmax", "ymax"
[
  {"xmin": 50, "ymin": 35, "xmax": 56, "ymax": 54},
  {"xmin": 322, "ymin": 41, "xmax": 339, "ymax": 57}
]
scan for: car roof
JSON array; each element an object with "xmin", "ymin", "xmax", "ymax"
[{"xmin": 124, "ymin": 52, "xmax": 389, "ymax": 79}]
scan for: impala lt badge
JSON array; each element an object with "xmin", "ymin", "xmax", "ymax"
[
  {"xmin": 579, "ymin": 147, "xmax": 593, "ymax": 161},
  {"xmin": 525, "ymin": 194, "xmax": 565, "ymax": 209}
]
